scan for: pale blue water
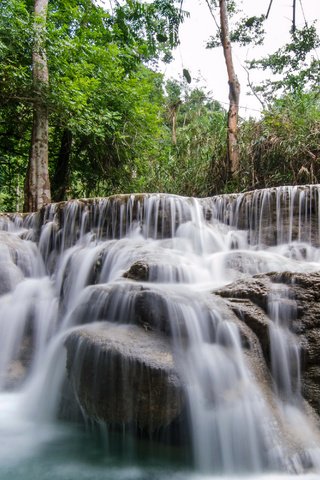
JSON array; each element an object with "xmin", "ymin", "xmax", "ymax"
[
  {"xmin": 0, "ymin": 408, "xmax": 318, "ymax": 480},
  {"xmin": 0, "ymin": 394, "xmax": 316, "ymax": 480}
]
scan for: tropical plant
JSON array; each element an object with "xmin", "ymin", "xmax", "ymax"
[{"xmin": 238, "ymin": 91, "xmax": 320, "ymax": 190}]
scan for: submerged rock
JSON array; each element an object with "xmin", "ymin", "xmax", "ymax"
[
  {"xmin": 122, "ymin": 254, "xmax": 201, "ymax": 284},
  {"xmin": 0, "ymin": 261, "xmax": 24, "ymax": 296},
  {"xmin": 65, "ymin": 323, "xmax": 184, "ymax": 433},
  {"xmin": 2, "ymin": 336, "xmax": 33, "ymax": 390},
  {"xmin": 0, "ymin": 231, "xmax": 42, "ymax": 277},
  {"xmin": 69, "ymin": 283, "xmax": 170, "ymax": 332}
]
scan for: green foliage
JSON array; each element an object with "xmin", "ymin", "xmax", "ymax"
[
  {"xmin": 45, "ymin": 0, "xmax": 174, "ymax": 198},
  {"xmin": 206, "ymin": 0, "xmax": 265, "ymax": 50},
  {"xmin": 207, "ymin": 14, "xmax": 265, "ymax": 49},
  {"xmin": 0, "ymin": 14, "xmax": 32, "ymax": 217},
  {"xmin": 238, "ymin": 91, "xmax": 320, "ymax": 190},
  {"xmin": 0, "ymin": 0, "xmax": 33, "ymax": 103},
  {"xmin": 66, "ymin": 66, "xmax": 170, "ymax": 198},
  {"xmin": 230, "ymin": 15, "xmax": 265, "ymax": 46},
  {"xmin": 0, "ymin": 103, "xmax": 29, "ymax": 212},
  {"xmin": 109, "ymin": 0, "xmax": 188, "ymax": 61},
  {"xmin": 146, "ymin": 81, "xmax": 228, "ymax": 197},
  {"xmin": 205, "ymin": 2, "xmax": 319, "ymax": 102},
  {"xmin": 0, "ymin": 0, "xmax": 185, "ymax": 210},
  {"xmin": 249, "ymin": 24, "xmax": 320, "ymax": 100}
]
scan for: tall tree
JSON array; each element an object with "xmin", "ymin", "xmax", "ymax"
[
  {"xmin": 218, "ymin": 0, "xmax": 240, "ymax": 178},
  {"xmin": 24, "ymin": 0, "xmax": 51, "ymax": 212},
  {"xmin": 205, "ymin": 0, "xmax": 241, "ymax": 179},
  {"xmin": 166, "ymin": 80, "xmax": 182, "ymax": 145}
]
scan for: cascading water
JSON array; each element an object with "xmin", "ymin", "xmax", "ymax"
[
  {"xmin": 267, "ymin": 283, "xmax": 320, "ymax": 471},
  {"xmin": 1, "ymin": 186, "xmax": 320, "ymax": 479}
]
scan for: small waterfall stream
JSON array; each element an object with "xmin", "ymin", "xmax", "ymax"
[{"xmin": 1, "ymin": 186, "xmax": 320, "ymax": 479}]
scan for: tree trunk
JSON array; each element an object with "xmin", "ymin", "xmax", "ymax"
[
  {"xmin": 170, "ymin": 101, "xmax": 181, "ymax": 146},
  {"xmin": 52, "ymin": 129, "xmax": 72, "ymax": 202},
  {"xmin": 219, "ymin": 0, "xmax": 240, "ymax": 178},
  {"xmin": 24, "ymin": 0, "xmax": 51, "ymax": 212},
  {"xmin": 292, "ymin": 0, "xmax": 296, "ymax": 32},
  {"xmin": 172, "ymin": 108, "xmax": 177, "ymax": 145}
]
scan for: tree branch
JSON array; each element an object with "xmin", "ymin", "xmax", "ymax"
[
  {"xmin": 242, "ymin": 64, "xmax": 265, "ymax": 109},
  {"xmin": 204, "ymin": 0, "xmax": 220, "ymax": 32},
  {"xmin": 266, "ymin": 0, "xmax": 274, "ymax": 19}
]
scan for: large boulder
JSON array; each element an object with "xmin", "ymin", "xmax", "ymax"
[
  {"xmin": 69, "ymin": 283, "xmax": 171, "ymax": 332},
  {"xmin": 216, "ymin": 271, "xmax": 320, "ymax": 416},
  {"xmin": 69, "ymin": 282, "xmax": 210, "ymax": 337},
  {"xmin": 65, "ymin": 322, "xmax": 185, "ymax": 434}
]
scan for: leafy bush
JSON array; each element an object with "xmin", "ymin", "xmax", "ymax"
[{"xmin": 238, "ymin": 91, "xmax": 320, "ymax": 190}]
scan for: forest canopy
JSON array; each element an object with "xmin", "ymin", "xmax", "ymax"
[{"xmin": 0, "ymin": 0, "xmax": 319, "ymax": 212}]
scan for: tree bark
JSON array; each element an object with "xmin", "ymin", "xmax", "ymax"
[
  {"xmin": 292, "ymin": 0, "xmax": 296, "ymax": 33},
  {"xmin": 172, "ymin": 108, "xmax": 177, "ymax": 145},
  {"xmin": 24, "ymin": 0, "xmax": 51, "ymax": 212},
  {"xmin": 219, "ymin": 0, "xmax": 240, "ymax": 178},
  {"xmin": 169, "ymin": 100, "xmax": 181, "ymax": 146}
]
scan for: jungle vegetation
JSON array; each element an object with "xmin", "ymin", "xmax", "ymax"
[{"xmin": 0, "ymin": 0, "xmax": 319, "ymax": 212}]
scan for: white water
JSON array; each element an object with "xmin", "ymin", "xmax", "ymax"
[{"xmin": 1, "ymin": 188, "xmax": 320, "ymax": 479}]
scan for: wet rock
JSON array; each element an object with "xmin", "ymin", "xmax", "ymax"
[
  {"xmin": 65, "ymin": 322, "xmax": 184, "ymax": 433},
  {"xmin": 216, "ymin": 276, "xmax": 272, "ymax": 311},
  {"xmin": 0, "ymin": 231, "xmax": 29, "ymax": 256},
  {"xmin": 4, "ymin": 361, "xmax": 27, "ymax": 390},
  {"xmin": 123, "ymin": 261, "xmax": 150, "ymax": 281},
  {"xmin": 122, "ymin": 251, "xmax": 205, "ymax": 284},
  {"xmin": 216, "ymin": 271, "xmax": 320, "ymax": 417},
  {"xmin": 4, "ymin": 186, "xmax": 320, "ymax": 253},
  {"xmin": 3, "ymin": 336, "xmax": 33, "ymax": 390},
  {"xmin": 209, "ymin": 185, "xmax": 320, "ymax": 247},
  {"xmin": 303, "ymin": 366, "xmax": 320, "ymax": 414},
  {"xmin": 133, "ymin": 287, "xmax": 171, "ymax": 333},
  {"xmin": 223, "ymin": 252, "xmax": 269, "ymax": 276},
  {"xmin": 224, "ymin": 298, "xmax": 272, "ymax": 362},
  {"xmin": 301, "ymin": 329, "xmax": 320, "ymax": 365},
  {"xmin": 32, "ymin": 193, "xmax": 196, "ymax": 254},
  {"xmin": 69, "ymin": 283, "xmax": 170, "ymax": 331},
  {"xmin": 0, "ymin": 231, "xmax": 41, "ymax": 277},
  {"xmin": 71, "ymin": 282, "xmax": 149, "ymax": 330},
  {"xmin": 71, "ymin": 282, "xmax": 219, "ymax": 340},
  {"xmin": 0, "ymin": 261, "xmax": 23, "ymax": 295}
]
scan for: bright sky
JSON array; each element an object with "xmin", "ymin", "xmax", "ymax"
[{"xmin": 162, "ymin": 0, "xmax": 320, "ymax": 118}]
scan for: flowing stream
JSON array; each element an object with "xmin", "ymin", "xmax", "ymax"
[{"xmin": 1, "ymin": 187, "xmax": 320, "ymax": 479}]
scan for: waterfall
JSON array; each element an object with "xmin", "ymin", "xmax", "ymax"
[{"xmin": 1, "ymin": 186, "xmax": 320, "ymax": 479}]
